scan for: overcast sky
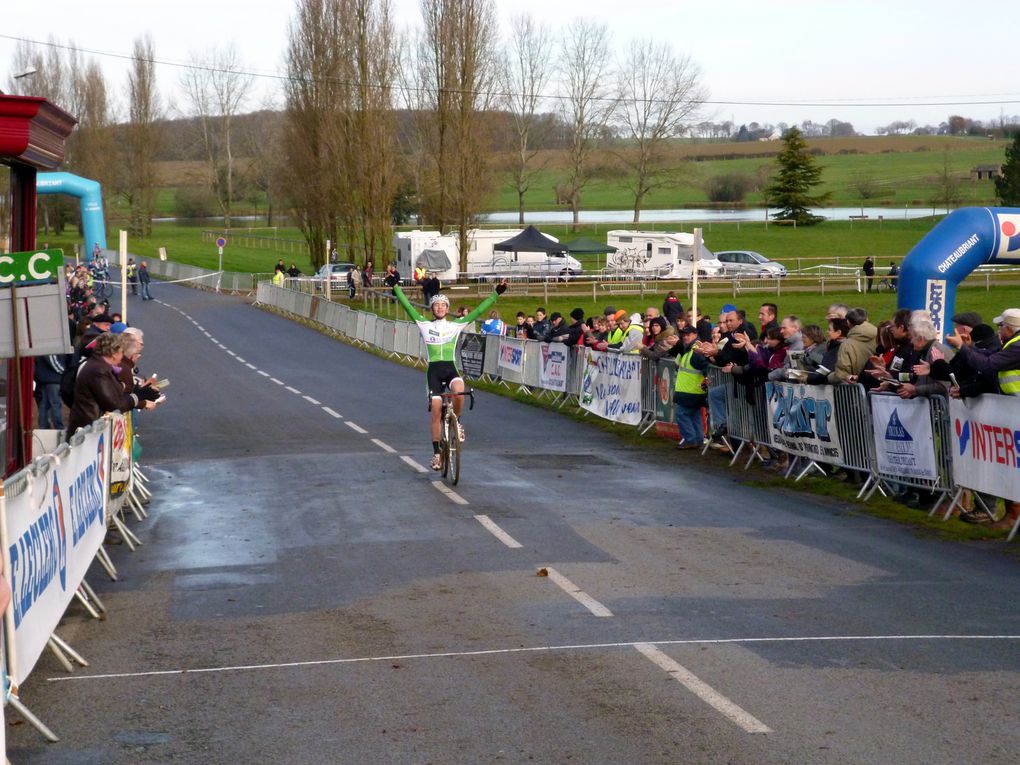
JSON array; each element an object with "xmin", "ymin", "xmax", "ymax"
[{"xmin": 2, "ymin": 0, "xmax": 1018, "ymax": 134}]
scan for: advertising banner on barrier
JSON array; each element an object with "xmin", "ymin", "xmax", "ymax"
[
  {"xmin": 653, "ymin": 361, "xmax": 676, "ymax": 423},
  {"xmin": 538, "ymin": 343, "xmax": 569, "ymax": 392},
  {"xmin": 3, "ymin": 422, "xmax": 110, "ymax": 685},
  {"xmin": 870, "ymin": 394, "xmax": 938, "ymax": 480},
  {"xmin": 109, "ymin": 412, "xmax": 132, "ymax": 510},
  {"xmin": 579, "ymin": 350, "xmax": 643, "ymax": 425},
  {"xmin": 949, "ymin": 394, "xmax": 1020, "ymax": 502},
  {"xmin": 497, "ymin": 337, "xmax": 526, "ymax": 375},
  {"xmin": 458, "ymin": 334, "xmax": 486, "ymax": 379},
  {"xmin": 765, "ymin": 382, "xmax": 843, "ymax": 463}
]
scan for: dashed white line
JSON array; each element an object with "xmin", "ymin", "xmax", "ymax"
[
  {"xmin": 202, "ymin": 331, "xmax": 211, "ymax": 337},
  {"xmin": 370, "ymin": 438, "xmax": 396, "ymax": 453},
  {"xmin": 226, "ymin": 350, "xmax": 237, "ymax": 356},
  {"xmin": 346, "ymin": 422, "xmax": 368, "ymax": 434},
  {"xmin": 257, "ymin": 370, "xmax": 270, "ymax": 377},
  {"xmin": 236, "ymin": 357, "xmax": 246, "ymax": 363},
  {"xmin": 634, "ymin": 643, "xmax": 771, "ymax": 734},
  {"xmin": 285, "ymin": 386, "xmax": 301, "ymax": 394},
  {"xmin": 322, "ymin": 407, "xmax": 343, "ymax": 419},
  {"xmin": 217, "ymin": 344, "xmax": 227, "ymax": 350},
  {"xmin": 541, "ymin": 567, "xmax": 613, "ymax": 617},
  {"xmin": 401, "ymin": 456, "xmax": 428, "ymax": 473},
  {"xmin": 303, "ymin": 395, "xmax": 322, "ymax": 405},
  {"xmin": 474, "ymin": 515, "xmax": 522, "ymax": 548},
  {"xmin": 197, "ymin": 326, "xmax": 205, "ymax": 331},
  {"xmin": 269, "ymin": 378, "xmax": 285, "ymax": 385},
  {"xmin": 246, "ymin": 363, "xmax": 257, "ymax": 370},
  {"xmin": 209, "ymin": 338, "xmax": 218, "ymax": 343},
  {"xmin": 431, "ymin": 480, "xmax": 468, "ymax": 506}
]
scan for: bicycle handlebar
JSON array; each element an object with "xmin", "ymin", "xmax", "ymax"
[{"xmin": 440, "ymin": 389, "xmax": 474, "ymax": 411}]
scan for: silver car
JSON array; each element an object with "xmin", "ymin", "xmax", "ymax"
[{"xmin": 714, "ymin": 250, "xmax": 787, "ymax": 278}]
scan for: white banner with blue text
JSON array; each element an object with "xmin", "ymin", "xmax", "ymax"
[
  {"xmin": 580, "ymin": 350, "xmax": 643, "ymax": 425},
  {"xmin": 3, "ymin": 420, "xmax": 111, "ymax": 685},
  {"xmin": 870, "ymin": 394, "xmax": 938, "ymax": 480},
  {"xmin": 497, "ymin": 337, "xmax": 526, "ymax": 375},
  {"xmin": 765, "ymin": 382, "xmax": 844, "ymax": 465},
  {"xmin": 949, "ymin": 394, "xmax": 1020, "ymax": 502}
]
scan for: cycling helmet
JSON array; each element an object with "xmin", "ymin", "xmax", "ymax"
[{"xmin": 429, "ymin": 294, "xmax": 450, "ymax": 308}]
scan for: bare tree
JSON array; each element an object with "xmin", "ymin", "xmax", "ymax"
[
  {"xmin": 558, "ymin": 20, "xmax": 615, "ymax": 232},
  {"xmin": 122, "ymin": 35, "xmax": 163, "ymax": 237},
  {"xmin": 616, "ymin": 39, "xmax": 703, "ymax": 224},
  {"xmin": 180, "ymin": 45, "xmax": 253, "ymax": 227},
  {"xmin": 407, "ymin": 0, "xmax": 499, "ymax": 271},
  {"xmin": 502, "ymin": 14, "xmax": 553, "ymax": 224}
]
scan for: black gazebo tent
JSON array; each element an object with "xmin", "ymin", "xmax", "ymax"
[
  {"xmin": 493, "ymin": 225, "xmax": 567, "ymax": 254},
  {"xmin": 560, "ymin": 236, "xmax": 617, "ymax": 254}
]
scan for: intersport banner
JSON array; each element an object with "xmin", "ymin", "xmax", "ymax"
[
  {"xmin": 538, "ymin": 342, "xmax": 569, "ymax": 392},
  {"xmin": 3, "ymin": 421, "xmax": 110, "ymax": 685},
  {"xmin": 765, "ymin": 382, "xmax": 844, "ymax": 465},
  {"xmin": 949, "ymin": 394, "xmax": 1020, "ymax": 502},
  {"xmin": 497, "ymin": 337, "xmax": 525, "ymax": 375},
  {"xmin": 870, "ymin": 394, "xmax": 938, "ymax": 480},
  {"xmin": 580, "ymin": 349, "xmax": 642, "ymax": 425}
]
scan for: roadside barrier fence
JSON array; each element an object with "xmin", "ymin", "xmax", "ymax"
[
  {"xmin": 2, "ymin": 411, "xmax": 154, "ymax": 743},
  {"xmin": 256, "ymin": 282, "xmax": 1019, "ymax": 539}
]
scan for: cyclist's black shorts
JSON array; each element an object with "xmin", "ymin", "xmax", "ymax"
[{"xmin": 427, "ymin": 361, "xmax": 461, "ymax": 397}]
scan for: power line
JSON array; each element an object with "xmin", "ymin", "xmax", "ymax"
[{"xmin": 3, "ymin": 32, "xmax": 1020, "ymax": 111}]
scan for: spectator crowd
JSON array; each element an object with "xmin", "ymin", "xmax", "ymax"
[{"xmin": 459, "ymin": 289, "xmax": 1020, "ymax": 534}]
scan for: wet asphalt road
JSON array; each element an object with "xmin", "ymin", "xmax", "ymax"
[{"xmin": 7, "ymin": 281, "xmax": 1020, "ymax": 764}]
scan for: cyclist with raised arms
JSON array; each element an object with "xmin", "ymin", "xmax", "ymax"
[{"xmin": 394, "ymin": 278, "xmax": 507, "ymax": 470}]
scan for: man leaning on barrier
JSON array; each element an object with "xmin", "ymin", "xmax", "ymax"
[
  {"xmin": 673, "ymin": 325, "xmax": 710, "ymax": 450},
  {"xmin": 827, "ymin": 307, "xmax": 876, "ymax": 385}
]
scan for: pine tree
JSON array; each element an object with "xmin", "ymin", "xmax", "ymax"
[
  {"xmin": 766, "ymin": 126, "xmax": 830, "ymax": 225},
  {"xmin": 994, "ymin": 133, "xmax": 1020, "ymax": 206}
]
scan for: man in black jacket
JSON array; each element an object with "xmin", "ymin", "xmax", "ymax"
[{"xmin": 696, "ymin": 308, "xmax": 750, "ymax": 443}]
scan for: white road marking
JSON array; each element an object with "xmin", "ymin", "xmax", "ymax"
[
  {"xmin": 322, "ymin": 407, "xmax": 343, "ymax": 419},
  {"xmin": 541, "ymin": 567, "xmax": 613, "ymax": 617},
  {"xmin": 303, "ymin": 395, "xmax": 322, "ymax": 405},
  {"xmin": 246, "ymin": 363, "xmax": 257, "ymax": 370},
  {"xmin": 52, "ymin": 635, "xmax": 1020, "ymax": 684},
  {"xmin": 197, "ymin": 326, "xmax": 204, "ymax": 331},
  {"xmin": 209, "ymin": 338, "xmax": 218, "ymax": 343},
  {"xmin": 257, "ymin": 370, "xmax": 270, "ymax": 377},
  {"xmin": 401, "ymin": 456, "xmax": 428, "ymax": 473},
  {"xmin": 346, "ymin": 421, "xmax": 368, "ymax": 434},
  {"xmin": 217, "ymin": 344, "xmax": 227, "ymax": 350},
  {"xmin": 371, "ymin": 438, "xmax": 396, "ymax": 453},
  {"xmin": 269, "ymin": 378, "xmax": 285, "ymax": 385},
  {"xmin": 474, "ymin": 515, "xmax": 522, "ymax": 548},
  {"xmin": 236, "ymin": 357, "xmax": 246, "ymax": 363},
  {"xmin": 203, "ymin": 331, "xmax": 210, "ymax": 337},
  {"xmin": 634, "ymin": 643, "xmax": 771, "ymax": 734},
  {"xmin": 431, "ymin": 480, "xmax": 468, "ymax": 505},
  {"xmin": 226, "ymin": 350, "xmax": 237, "ymax": 356},
  {"xmin": 285, "ymin": 386, "xmax": 301, "ymax": 394}
]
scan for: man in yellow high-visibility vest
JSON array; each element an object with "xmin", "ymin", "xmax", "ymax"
[{"xmin": 673, "ymin": 325, "xmax": 711, "ymax": 449}]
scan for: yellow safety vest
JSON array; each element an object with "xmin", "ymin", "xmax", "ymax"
[
  {"xmin": 607, "ymin": 327, "xmax": 624, "ymax": 345},
  {"xmin": 999, "ymin": 334, "xmax": 1020, "ymax": 395},
  {"xmin": 674, "ymin": 347, "xmax": 705, "ymax": 394},
  {"xmin": 272, "ymin": 271, "xmax": 285, "ymax": 286},
  {"xmin": 624, "ymin": 323, "xmax": 645, "ymax": 353}
]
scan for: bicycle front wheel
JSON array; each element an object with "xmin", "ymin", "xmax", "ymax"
[{"xmin": 441, "ymin": 420, "xmax": 451, "ymax": 478}]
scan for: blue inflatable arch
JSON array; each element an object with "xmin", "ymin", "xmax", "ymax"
[
  {"xmin": 899, "ymin": 206, "xmax": 1020, "ymax": 337},
  {"xmin": 35, "ymin": 171, "xmax": 107, "ymax": 260}
]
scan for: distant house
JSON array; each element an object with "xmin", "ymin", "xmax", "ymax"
[{"xmin": 971, "ymin": 164, "xmax": 1002, "ymax": 180}]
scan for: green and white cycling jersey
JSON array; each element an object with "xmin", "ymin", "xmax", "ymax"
[{"xmin": 393, "ymin": 285, "xmax": 500, "ymax": 363}]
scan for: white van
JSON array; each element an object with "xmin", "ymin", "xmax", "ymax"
[
  {"xmin": 462, "ymin": 228, "xmax": 583, "ymax": 278},
  {"xmin": 392, "ymin": 230, "xmax": 459, "ymax": 281},
  {"xmin": 605, "ymin": 230, "xmax": 724, "ymax": 279}
]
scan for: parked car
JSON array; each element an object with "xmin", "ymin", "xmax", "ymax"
[
  {"xmin": 714, "ymin": 250, "xmax": 787, "ymax": 278},
  {"xmin": 312, "ymin": 262, "xmax": 358, "ymax": 283}
]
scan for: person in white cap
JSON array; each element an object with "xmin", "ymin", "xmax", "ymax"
[{"xmin": 946, "ymin": 306, "xmax": 1020, "ymax": 532}]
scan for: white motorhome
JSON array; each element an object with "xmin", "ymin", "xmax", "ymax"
[
  {"xmin": 462, "ymin": 228, "xmax": 583, "ymax": 278},
  {"xmin": 393, "ymin": 228, "xmax": 584, "ymax": 280},
  {"xmin": 605, "ymin": 230, "xmax": 725, "ymax": 279},
  {"xmin": 392, "ymin": 230, "xmax": 460, "ymax": 281}
]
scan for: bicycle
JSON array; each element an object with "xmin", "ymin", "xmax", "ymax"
[
  {"xmin": 436, "ymin": 388, "xmax": 473, "ymax": 486},
  {"xmin": 90, "ymin": 267, "xmax": 113, "ymax": 300}
]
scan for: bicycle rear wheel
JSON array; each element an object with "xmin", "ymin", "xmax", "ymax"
[
  {"xmin": 441, "ymin": 419, "xmax": 451, "ymax": 478},
  {"xmin": 447, "ymin": 415, "xmax": 461, "ymax": 485}
]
